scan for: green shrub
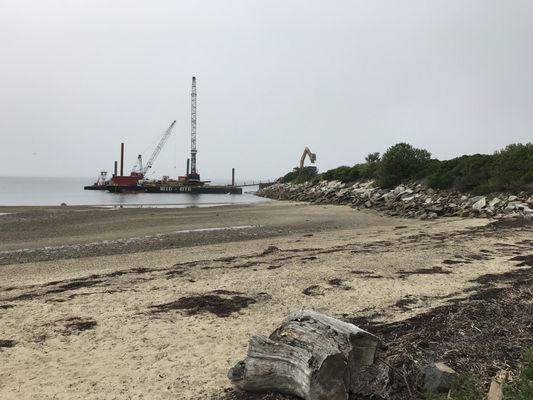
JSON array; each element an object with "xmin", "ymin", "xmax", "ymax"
[
  {"xmin": 505, "ymin": 348, "xmax": 533, "ymax": 400},
  {"xmin": 376, "ymin": 143, "xmax": 431, "ymax": 188},
  {"xmin": 424, "ymin": 374, "xmax": 484, "ymax": 400},
  {"xmin": 322, "ymin": 166, "xmax": 350, "ymax": 181},
  {"xmin": 322, "ymin": 165, "xmax": 362, "ymax": 183},
  {"xmin": 361, "ymin": 152, "xmax": 381, "ymax": 179},
  {"xmin": 521, "ymin": 170, "xmax": 533, "ymax": 187},
  {"xmin": 492, "ymin": 143, "xmax": 533, "ymax": 190},
  {"xmin": 452, "ymin": 154, "xmax": 495, "ymax": 193},
  {"xmin": 448, "ymin": 374, "xmax": 485, "ymax": 400},
  {"xmin": 279, "ymin": 167, "xmax": 318, "ymax": 184},
  {"xmin": 279, "ymin": 170, "xmax": 299, "ymax": 183},
  {"xmin": 425, "ymin": 143, "xmax": 533, "ymax": 193},
  {"xmin": 425, "ymin": 349, "xmax": 533, "ymax": 400},
  {"xmin": 427, "ymin": 159, "xmax": 456, "ymax": 189}
]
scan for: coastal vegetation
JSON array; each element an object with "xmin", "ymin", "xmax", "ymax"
[
  {"xmin": 426, "ymin": 349, "xmax": 533, "ymax": 400},
  {"xmin": 281, "ymin": 142, "xmax": 533, "ymax": 194}
]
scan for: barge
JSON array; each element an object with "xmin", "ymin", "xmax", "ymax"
[
  {"xmin": 89, "ymin": 183, "xmax": 242, "ymax": 194},
  {"xmin": 84, "ymin": 77, "xmax": 243, "ymax": 195},
  {"xmin": 84, "ymin": 170, "xmax": 242, "ymax": 194},
  {"xmin": 84, "ymin": 176, "xmax": 242, "ymax": 194}
]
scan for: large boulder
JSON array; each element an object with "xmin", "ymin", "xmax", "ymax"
[
  {"xmin": 472, "ymin": 197, "xmax": 487, "ymax": 211},
  {"xmin": 423, "ymin": 362, "xmax": 457, "ymax": 393}
]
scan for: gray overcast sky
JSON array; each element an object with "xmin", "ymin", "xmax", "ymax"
[{"xmin": 1, "ymin": 1, "xmax": 532, "ymax": 181}]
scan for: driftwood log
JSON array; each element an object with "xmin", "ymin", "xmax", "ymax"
[
  {"xmin": 228, "ymin": 310, "xmax": 389, "ymax": 400},
  {"xmin": 487, "ymin": 371, "xmax": 507, "ymax": 400}
]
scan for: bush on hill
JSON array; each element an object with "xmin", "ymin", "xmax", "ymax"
[
  {"xmin": 375, "ymin": 143, "xmax": 432, "ymax": 188},
  {"xmin": 427, "ymin": 154, "xmax": 494, "ymax": 193},
  {"xmin": 279, "ymin": 142, "xmax": 533, "ymax": 194},
  {"xmin": 427, "ymin": 143, "xmax": 533, "ymax": 194},
  {"xmin": 492, "ymin": 143, "xmax": 533, "ymax": 190},
  {"xmin": 279, "ymin": 166, "xmax": 318, "ymax": 184},
  {"xmin": 321, "ymin": 165, "xmax": 361, "ymax": 183}
]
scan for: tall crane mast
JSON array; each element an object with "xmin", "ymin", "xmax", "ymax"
[
  {"xmin": 133, "ymin": 120, "xmax": 176, "ymax": 178},
  {"xmin": 189, "ymin": 76, "xmax": 198, "ymax": 178}
]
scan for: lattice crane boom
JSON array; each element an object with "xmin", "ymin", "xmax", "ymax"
[{"xmin": 141, "ymin": 120, "xmax": 176, "ymax": 176}]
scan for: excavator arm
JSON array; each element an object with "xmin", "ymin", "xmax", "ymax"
[{"xmin": 299, "ymin": 147, "xmax": 317, "ymax": 169}]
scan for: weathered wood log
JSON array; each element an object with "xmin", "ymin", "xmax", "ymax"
[
  {"xmin": 228, "ymin": 310, "xmax": 389, "ymax": 400},
  {"xmin": 487, "ymin": 371, "xmax": 507, "ymax": 400}
]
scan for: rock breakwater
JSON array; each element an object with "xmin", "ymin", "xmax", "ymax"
[{"xmin": 257, "ymin": 181, "xmax": 533, "ymax": 219}]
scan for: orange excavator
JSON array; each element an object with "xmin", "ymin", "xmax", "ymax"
[
  {"xmin": 294, "ymin": 147, "xmax": 317, "ymax": 174},
  {"xmin": 299, "ymin": 147, "xmax": 317, "ymax": 169}
]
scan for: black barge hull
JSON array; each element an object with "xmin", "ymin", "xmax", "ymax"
[
  {"xmin": 85, "ymin": 185, "xmax": 242, "ymax": 194},
  {"xmin": 84, "ymin": 185, "xmax": 108, "ymax": 191},
  {"xmin": 143, "ymin": 185, "xmax": 242, "ymax": 194}
]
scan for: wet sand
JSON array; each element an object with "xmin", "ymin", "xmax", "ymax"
[
  {"xmin": 0, "ymin": 202, "xmax": 395, "ymax": 264},
  {"xmin": 0, "ymin": 202, "xmax": 531, "ymax": 399}
]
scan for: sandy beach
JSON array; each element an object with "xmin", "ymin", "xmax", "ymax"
[{"xmin": 0, "ymin": 202, "xmax": 532, "ymax": 399}]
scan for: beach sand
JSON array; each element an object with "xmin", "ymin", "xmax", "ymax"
[{"xmin": 0, "ymin": 202, "xmax": 531, "ymax": 399}]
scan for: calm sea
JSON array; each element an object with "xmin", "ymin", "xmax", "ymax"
[{"xmin": 0, "ymin": 177, "xmax": 270, "ymax": 207}]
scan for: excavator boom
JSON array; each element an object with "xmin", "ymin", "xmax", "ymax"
[{"xmin": 300, "ymin": 147, "xmax": 317, "ymax": 169}]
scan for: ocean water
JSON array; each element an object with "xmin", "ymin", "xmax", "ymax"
[{"xmin": 0, "ymin": 177, "xmax": 270, "ymax": 207}]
